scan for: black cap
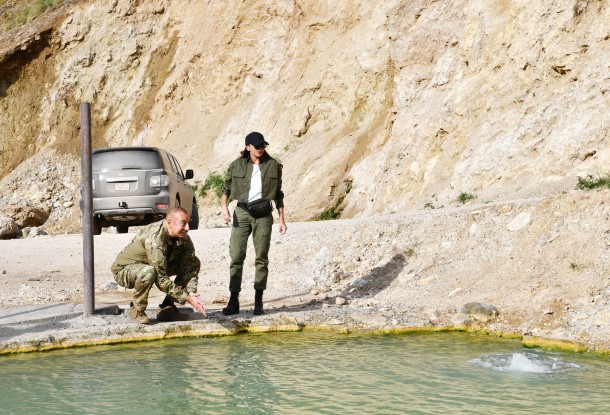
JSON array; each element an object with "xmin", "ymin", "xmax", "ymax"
[{"xmin": 245, "ymin": 132, "xmax": 269, "ymax": 147}]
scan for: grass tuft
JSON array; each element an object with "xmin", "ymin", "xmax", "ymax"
[
  {"xmin": 457, "ymin": 192, "xmax": 476, "ymax": 204},
  {"xmin": 318, "ymin": 180, "xmax": 352, "ymax": 221},
  {"xmin": 576, "ymin": 175, "xmax": 610, "ymax": 190},
  {"xmin": 4, "ymin": 0, "xmax": 62, "ymax": 31}
]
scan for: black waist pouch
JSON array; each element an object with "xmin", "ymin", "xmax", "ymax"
[{"xmin": 247, "ymin": 199, "xmax": 273, "ymax": 218}]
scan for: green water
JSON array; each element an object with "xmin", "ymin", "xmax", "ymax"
[{"xmin": 1, "ymin": 332, "xmax": 610, "ymax": 415}]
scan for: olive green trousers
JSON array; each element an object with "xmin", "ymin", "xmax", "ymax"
[{"xmin": 229, "ymin": 206, "xmax": 273, "ymax": 292}]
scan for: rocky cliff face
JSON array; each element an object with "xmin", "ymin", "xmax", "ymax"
[{"xmin": 0, "ymin": 0, "xmax": 608, "ymax": 232}]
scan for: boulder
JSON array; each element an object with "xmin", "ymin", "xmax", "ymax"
[
  {"xmin": 0, "ymin": 215, "xmax": 19, "ymax": 239},
  {"xmin": 461, "ymin": 302, "xmax": 499, "ymax": 323},
  {"xmin": 0, "ymin": 205, "xmax": 50, "ymax": 228},
  {"xmin": 21, "ymin": 227, "xmax": 48, "ymax": 238}
]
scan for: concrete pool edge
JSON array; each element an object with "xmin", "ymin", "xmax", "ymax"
[{"xmin": 1, "ymin": 312, "xmax": 607, "ymax": 357}]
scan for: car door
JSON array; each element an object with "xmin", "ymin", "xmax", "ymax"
[{"xmin": 167, "ymin": 153, "xmax": 194, "ymax": 214}]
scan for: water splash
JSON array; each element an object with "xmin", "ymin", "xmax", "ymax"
[{"xmin": 471, "ymin": 352, "xmax": 581, "ymax": 373}]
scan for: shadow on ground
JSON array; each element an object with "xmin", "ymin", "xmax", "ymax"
[
  {"xmin": 340, "ymin": 253, "xmax": 406, "ymax": 299},
  {"xmin": 202, "ymin": 253, "xmax": 408, "ymax": 325}
]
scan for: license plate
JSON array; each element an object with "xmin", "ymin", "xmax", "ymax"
[{"xmin": 115, "ymin": 183, "xmax": 130, "ymax": 191}]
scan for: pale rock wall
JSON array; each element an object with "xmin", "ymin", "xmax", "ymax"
[{"xmin": 0, "ymin": 0, "xmax": 608, "ymax": 230}]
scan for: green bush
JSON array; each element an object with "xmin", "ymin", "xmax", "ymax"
[
  {"xmin": 576, "ymin": 175, "xmax": 610, "ymax": 190},
  {"xmin": 457, "ymin": 192, "xmax": 476, "ymax": 204},
  {"xmin": 194, "ymin": 172, "xmax": 225, "ymax": 198},
  {"xmin": 317, "ymin": 180, "xmax": 352, "ymax": 221},
  {"xmin": 318, "ymin": 201, "xmax": 343, "ymax": 220},
  {"xmin": 36, "ymin": 0, "xmax": 57, "ymax": 11},
  {"xmin": 10, "ymin": 0, "xmax": 61, "ymax": 28},
  {"xmin": 424, "ymin": 201, "xmax": 437, "ymax": 209}
]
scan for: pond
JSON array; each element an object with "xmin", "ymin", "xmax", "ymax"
[{"xmin": 1, "ymin": 331, "xmax": 609, "ymax": 414}]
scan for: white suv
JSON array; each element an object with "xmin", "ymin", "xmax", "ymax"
[{"xmin": 88, "ymin": 147, "xmax": 198, "ymax": 234}]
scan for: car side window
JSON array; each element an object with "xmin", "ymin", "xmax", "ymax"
[
  {"xmin": 170, "ymin": 155, "xmax": 186, "ymax": 178},
  {"xmin": 160, "ymin": 152, "xmax": 175, "ymax": 174},
  {"xmin": 163, "ymin": 152, "xmax": 180, "ymax": 174}
]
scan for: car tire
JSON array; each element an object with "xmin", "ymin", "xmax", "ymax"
[
  {"xmin": 116, "ymin": 225, "xmax": 129, "ymax": 234},
  {"xmin": 93, "ymin": 217, "xmax": 102, "ymax": 236},
  {"xmin": 190, "ymin": 201, "xmax": 199, "ymax": 230}
]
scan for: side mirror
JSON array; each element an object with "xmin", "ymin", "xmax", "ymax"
[{"xmin": 185, "ymin": 169, "xmax": 194, "ymax": 180}]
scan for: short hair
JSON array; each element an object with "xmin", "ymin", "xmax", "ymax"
[{"xmin": 166, "ymin": 207, "xmax": 189, "ymax": 219}]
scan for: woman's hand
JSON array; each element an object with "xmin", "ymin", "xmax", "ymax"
[{"xmin": 279, "ymin": 221, "xmax": 287, "ymax": 235}]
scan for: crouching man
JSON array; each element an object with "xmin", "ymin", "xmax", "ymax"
[{"xmin": 111, "ymin": 207, "xmax": 207, "ymax": 324}]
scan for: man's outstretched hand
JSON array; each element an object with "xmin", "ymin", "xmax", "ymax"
[{"xmin": 186, "ymin": 292, "xmax": 208, "ymax": 318}]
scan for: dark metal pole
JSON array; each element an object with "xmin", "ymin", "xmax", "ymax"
[{"xmin": 80, "ymin": 103, "xmax": 95, "ymax": 316}]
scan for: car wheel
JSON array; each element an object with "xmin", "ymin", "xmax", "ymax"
[
  {"xmin": 190, "ymin": 201, "xmax": 199, "ymax": 230},
  {"xmin": 116, "ymin": 225, "xmax": 129, "ymax": 234},
  {"xmin": 93, "ymin": 217, "xmax": 102, "ymax": 235}
]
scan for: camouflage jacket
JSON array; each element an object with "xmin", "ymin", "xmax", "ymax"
[{"xmin": 111, "ymin": 220, "xmax": 200, "ymax": 304}]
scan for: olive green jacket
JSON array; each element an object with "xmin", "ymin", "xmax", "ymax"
[
  {"xmin": 110, "ymin": 220, "xmax": 200, "ymax": 304},
  {"xmin": 222, "ymin": 155, "xmax": 284, "ymax": 208}
]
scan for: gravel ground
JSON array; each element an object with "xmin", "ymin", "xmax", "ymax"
[{"xmin": 1, "ymin": 189, "xmax": 610, "ymax": 353}]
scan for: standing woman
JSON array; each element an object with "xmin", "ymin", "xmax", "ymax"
[{"xmin": 221, "ymin": 132, "xmax": 287, "ymax": 315}]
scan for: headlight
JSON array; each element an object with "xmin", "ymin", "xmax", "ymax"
[{"xmin": 150, "ymin": 175, "xmax": 169, "ymax": 187}]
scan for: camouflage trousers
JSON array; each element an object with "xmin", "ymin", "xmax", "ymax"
[
  {"xmin": 229, "ymin": 206, "xmax": 273, "ymax": 292},
  {"xmin": 113, "ymin": 264, "xmax": 192, "ymax": 311}
]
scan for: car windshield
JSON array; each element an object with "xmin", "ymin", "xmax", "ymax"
[{"xmin": 92, "ymin": 150, "xmax": 162, "ymax": 172}]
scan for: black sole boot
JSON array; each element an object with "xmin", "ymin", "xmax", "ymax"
[
  {"xmin": 253, "ymin": 289, "xmax": 264, "ymax": 315},
  {"xmin": 159, "ymin": 295, "xmax": 175, "ymax": 309},
  {"xmin": 222, "ymin": 292, "xmax": 240, "ymax": 315}
]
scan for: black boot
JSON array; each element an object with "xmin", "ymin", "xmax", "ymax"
[
  {"xmin": 222, "ymin": 292, "xmax": 240, "ymax": 315},
  {"xmin": 157, "ymin": 295, "xmax": 188, "ymax": 322},
  {"xmin": 253, "ymin": 289, "xmax": 264, "ymax": 315},
  {"xmin": 159, "ymin": 295, "xmax": 174, "ymax": 309}
]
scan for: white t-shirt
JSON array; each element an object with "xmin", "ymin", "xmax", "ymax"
[{"xmin": 248, "ymin": 163, "xmax": 263, "ymax": 202}]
